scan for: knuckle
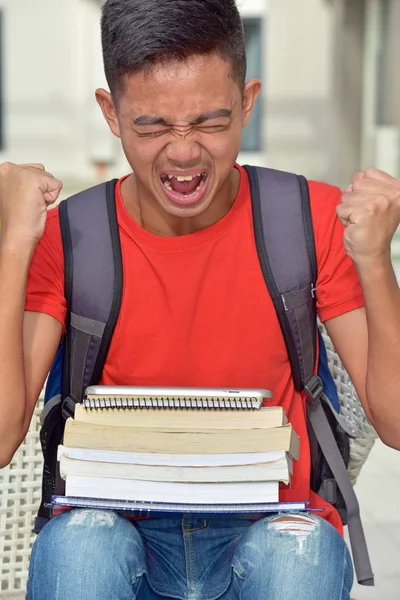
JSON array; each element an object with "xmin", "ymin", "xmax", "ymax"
[
  {"xmin": 387, "ymin": 187, "xmax": 400, "ymax": 201},
  {"xmin": 376, "ymin": 194, "xmax": 391, "ymax": 211},
  {"xmin": 0, "ymin": 161, "xmax": 15, "ymax": 173},
  {"xmin": 351, "ymin": 179, "xmax": 364, "ymax": 192},
  {"xmin": 365, "ymin": 166, "xmax": 379, "ymax": 179},
  {"xmin": 27, "ymin": 163, "xmax": 45, "ymax": 171},
  {"xmin": 341, "ymin": 191, "xmax": 351, "ymax": 203}
]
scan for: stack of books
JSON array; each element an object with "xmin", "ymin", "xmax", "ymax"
[{"xmin": 52, "ymin": 387, "xmax": 303, "ymax": 515}]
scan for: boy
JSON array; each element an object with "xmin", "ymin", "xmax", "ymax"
[{"xmin": 1, "ymin": 1, "xmax": 400, "ymax": 598}]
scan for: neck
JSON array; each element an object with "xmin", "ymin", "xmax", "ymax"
[{"xmin": 121, "ymin": 168, "xmax": 240, "ymax": 237}]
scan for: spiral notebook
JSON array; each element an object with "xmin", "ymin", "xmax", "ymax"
[
  {"xmin": 83, "ymin": 386, "xmax": 272, "ymax": 410},
  {"xmin": 50, "ymin": 495, "xmax": 312, "ymax": 517}
]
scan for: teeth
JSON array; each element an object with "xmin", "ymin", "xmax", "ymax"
[
  {"xmin": 165, "ymin": 173, "xmax": 202, "ymax": 182},
  {"xmin": 162, "ymin": 173, "xmax": 206, "ymax": 194}
]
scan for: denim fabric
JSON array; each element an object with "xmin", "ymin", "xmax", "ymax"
[{"xmin": 27, "ymin": 511, "xmax": 353, "ymax": 600}]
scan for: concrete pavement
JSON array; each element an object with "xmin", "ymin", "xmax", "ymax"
[{"xmin": 349, "ymin": 441, "xmax": 400, "ymax": 599}]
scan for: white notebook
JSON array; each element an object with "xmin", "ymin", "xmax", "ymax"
[{"xmin": 84, "ymin": 386, "xmax": 272, "ymax": 411}]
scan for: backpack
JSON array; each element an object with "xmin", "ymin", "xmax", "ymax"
[{"xmin": 34, "ymin": 166, "xmax": 374, "ymax": 586}]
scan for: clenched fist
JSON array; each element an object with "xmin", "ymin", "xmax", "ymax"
[
  {"xmin": 0, "ymin": 162, "xmax": 63, "ymax": 247},
  {"xmin": 337, "ymin": 168, "xmax": 400, "ymax": 264}
]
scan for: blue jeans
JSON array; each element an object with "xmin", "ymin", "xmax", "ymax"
[{"xmin": 27, "ymin": 511, "xmax": 353, "ymax": 599}]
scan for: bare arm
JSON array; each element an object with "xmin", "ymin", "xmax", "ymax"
[
  {"xmin": 325, "ymin": 308, "xmax": 371, "ymax": 423},
  {"xmin": 326, "ymin": 259, "xmax": 400, "ymax": 448},
  {"xmin": 0, "ymin": 244, "xmax": 62, "ymax": 463},
  {"xmin": 0, "ymin": 163, "xmax": 63, "ymax": 466},
  {"xmin": 326, "ymin": 168, "xmax": 400, "ymax": 449},
  {"xmin": 358, "ymin": 259, "xmax": 400, "ymax": 445}
]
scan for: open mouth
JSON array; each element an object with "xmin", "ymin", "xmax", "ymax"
[{"xmin": 160, "ymin": 172, "xmax": 209, "ymax": 206}]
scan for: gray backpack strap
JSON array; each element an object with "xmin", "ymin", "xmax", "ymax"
[
  {"xmin": 59, "ymin": 180, "xmax": 123, "ymax": 418},
  {"xmin": 245, "ymin": 166, "xmax": 317, "ymax": 391},
  {"xmin": 308, "ymin": 397, "xmax": 374, "ymax": 585},
  {"xmin": 245, "ymin": 165, "xmax": 374, "ymax": 586}
]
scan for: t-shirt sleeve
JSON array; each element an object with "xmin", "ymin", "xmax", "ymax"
[
  {"xmin": 25, "ymin": 207, "xmax": 67, "ymax": 327},
  {"xmin": 309, "ymin": 181, "xmax": 365, "ymax": 323}
]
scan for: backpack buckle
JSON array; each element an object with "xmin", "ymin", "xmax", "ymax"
[
  {"xmin": 62, "ymin": 396, "xmax": 78, "ymax": 420},
  {"xmin": 304, "ymin": 374, "xmax": 324, "ymax": 405}
]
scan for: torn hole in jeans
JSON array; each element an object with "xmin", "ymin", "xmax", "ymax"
[
  {"xmin": 67, "ymin": 510, "xmax": 117, "ymax": 528},
  {"xmin": 267, "ymin": 514, "xmax": 321, "ymax": 564}
]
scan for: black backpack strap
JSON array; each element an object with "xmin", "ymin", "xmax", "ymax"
[
  {"xmin": 245, "ymin": 165, "xmax": 374, "ymax": 586},
  {"xmin": 59, "ymin": 179, "xmax": 123, "ymax": 417}
]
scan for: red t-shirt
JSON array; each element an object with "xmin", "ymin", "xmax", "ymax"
[{"xmin": 26, "ymin": 165, "xmax": 365, "ymax": 533}]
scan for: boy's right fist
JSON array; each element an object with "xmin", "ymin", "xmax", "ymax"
[{"xmin": 0, "ymin": 162, "xmax": 63, "ymax": 247}]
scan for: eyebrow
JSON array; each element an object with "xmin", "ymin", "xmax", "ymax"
[{"xmin": 133, "ymin": 109, "xmax": 232, "ymax": 127}]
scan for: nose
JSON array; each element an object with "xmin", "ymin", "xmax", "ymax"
[{"xmin": 165, "ymin": 137, "xmax": 202, "ymax": 166}]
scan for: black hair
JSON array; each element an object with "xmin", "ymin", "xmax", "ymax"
[{"xmin": 101, "ymin": 0, "xmax": 247, "ymax": 95}]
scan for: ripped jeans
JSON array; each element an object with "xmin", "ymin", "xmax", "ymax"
[{"xmin": 27, "ymin": 511, "xmax": 353, "ymax": 600}]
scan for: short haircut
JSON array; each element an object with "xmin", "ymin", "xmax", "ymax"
[{"xmin": 101, "ymin": 0, "xmax": 247, "ymax": 95}]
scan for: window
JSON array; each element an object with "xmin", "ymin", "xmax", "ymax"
[{"xmin": 241, "ymin": 18, "xmax": 263, "ymax": 153}]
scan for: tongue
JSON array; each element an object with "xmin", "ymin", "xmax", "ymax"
[{"xmin": 169, "ymin": 175, "xmax": 202, "ymax": 195}]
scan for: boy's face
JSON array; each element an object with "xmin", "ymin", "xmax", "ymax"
[{"xmin": 97, "ymin": 53, "xmax": 261, "ymax": 221}]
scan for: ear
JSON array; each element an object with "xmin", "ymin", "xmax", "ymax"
[
  {"xmin": 242, "ymin": 79, "xmax": 262, "ymax": 128},
  {"xmin": 95, "ymin": 89, "xmax": 121, "ymax": 138}
]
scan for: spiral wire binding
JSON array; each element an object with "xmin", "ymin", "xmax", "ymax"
[{"xmin": 83, "ymin": 395, "xmax": 262, "ymax": 411}]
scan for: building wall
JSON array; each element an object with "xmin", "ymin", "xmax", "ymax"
[
  {"xmin": 330, "ymin": 0, "xmax": 400, "ymax": 185},
  {"xmin": 0, "ymin": 0, "xmax": 113, "ymax": 182},
  {"xmin": 330, "ymin": 0, "xmax": 365, "ymax": 187},
  {"xmin": 376, "ymin": 0, "xmax": 400, "ymax": 178},
  {"xmin": 264, "ymin": 0, "xmax": 336, "ymax": 182},
  {"xmin": 240, "ymin": 0, "xmax": 268, "ymax": 17},
  {"xmin": 238, "ymin": 0, "xmax": 268, "ymax": 166},
  {"xmin": 385, "ymin": 1, "xmax": 400, "ymax": 126}
]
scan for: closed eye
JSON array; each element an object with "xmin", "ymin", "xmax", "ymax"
[
  {"xmin": 136, "ymin": 128, "xmax": 172, "ymax": 138},
  {"xmin": 196, "ymin": 124, "xmax": 229, "ymax": 133}
]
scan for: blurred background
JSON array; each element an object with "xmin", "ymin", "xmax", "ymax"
[
  {"xmin": 0, "ymin": 0, "xmax": 400, "ymax": 598},
  {"xmin": 1, "ymin": 0, "xmax": 400, "ymax": 188}
]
